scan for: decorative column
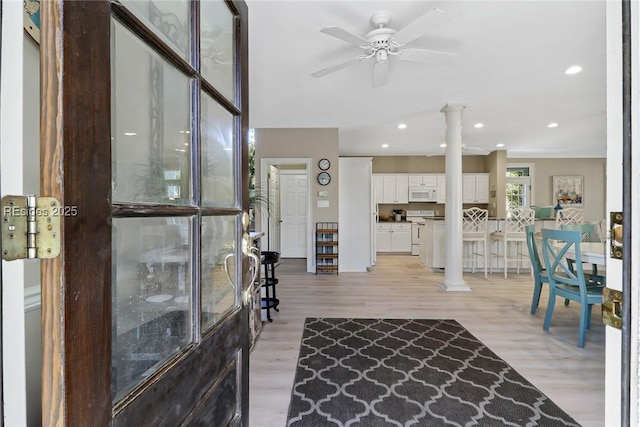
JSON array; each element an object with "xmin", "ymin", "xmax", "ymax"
[{"xmin": 440, "ymin": 104, "xmax": 471, "ymax": 291}]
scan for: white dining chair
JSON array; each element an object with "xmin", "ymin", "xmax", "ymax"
[
  {"xmin": 555, "ymin": 207, "xmax": 584, "ymax": 229},
  {"xmin": 490, "ymin": 207, "xmax": 535, "ymax": 279},
  {"xmin": 462, "ymin": 207, "xmax": 489, "ymax": 278}
]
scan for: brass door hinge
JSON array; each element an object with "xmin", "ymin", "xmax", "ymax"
[
  {"xmin": 602, "ymin": 287, "xmax": 622, "ymax": 330},
  {"xmin": 1, "ymin": 195, "xmax": 61, "ymax": 260}
]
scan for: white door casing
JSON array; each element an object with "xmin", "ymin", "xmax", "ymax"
[
  {"xmin": 1, "ymin": 2, "xmax": 28, "ymax": 424},
  {"xmin": 260, "ymin": 158, "xmax": 313, "ymax": 272},
  {"xmin": 280, "ymin": 171, "xmax": 308, "ymax": 258},
  {"xmin": 267, "ymin": 165, "xmax": 281, "ymax": 253},
  {"xmin": 605, "ymin": 1, "xmax": 634, "ymax": 425}
]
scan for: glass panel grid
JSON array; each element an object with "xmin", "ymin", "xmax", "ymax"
[
  {"xmin": 201, "ymin": 0, "xmax": 236, "ymax": 104},
  {"xmin": 201, "ymin": 92, "xmax": 236, "ymax": 207},
  {"xmin": 112, "ymin": 216, "xmax": 193, "ymax": 400},
  {"xmin": 201, "ymin": 215, "xmax": 239, "ymax": 331},
  {"xmin": 120, "ymin": 0, "xmax": 191, "ymax": 63},
  {"xmin": 112, "ymin": 20, "xmax": 193, "ymax": 205}
]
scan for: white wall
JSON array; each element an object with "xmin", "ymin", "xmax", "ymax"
[{"xmin": 338, "ymin": 158, "xmax": 372, "ymax": 272}]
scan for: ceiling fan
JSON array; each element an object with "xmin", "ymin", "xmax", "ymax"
[{"xmin": 311, "ymin": 8, "xmax": 457, "ymax": 87}]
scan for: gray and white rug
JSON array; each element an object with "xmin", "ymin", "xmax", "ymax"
[{"xmin": 286, "ymin": 318, "xmax": 580, "ymax": 427}]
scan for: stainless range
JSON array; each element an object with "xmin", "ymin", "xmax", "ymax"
[{"xmin": 406, "ymin": 210, "xmax": 435, "ymax": 255}]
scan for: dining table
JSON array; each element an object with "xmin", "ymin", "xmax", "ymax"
[{"xmin": 562, "ymin": 241, "xmax": 607, "ymax": 266}]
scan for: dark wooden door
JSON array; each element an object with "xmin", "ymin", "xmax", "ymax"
[{"xmin": 39, "ymin": 1, "xmax": 251, "ymax": 425}]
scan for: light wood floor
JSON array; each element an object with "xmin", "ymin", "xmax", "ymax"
[{"xmin": 249, "ymin": 255, "xmax": 605, "ymax": 427}]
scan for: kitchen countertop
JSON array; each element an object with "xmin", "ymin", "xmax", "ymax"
[{"xmin": 423, "ymin": 216, "xmax": 557, "ymax": 221}]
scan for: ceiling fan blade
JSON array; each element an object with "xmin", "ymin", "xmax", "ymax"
[
  {"xmin": 392, "ymin": 8, "xmax": 449, "ymax": 46},
  {"xmin": 372, "ymin": 60, "xmax": 389, "ymax": 87},
  {"xmin": 398, "ymin": 48, "xmax": 457, "ymax": 63},
  {"xmin": 320, "ymin": 26, "xmax": 369, "ymax": 47},
  {"xmin": 311, "ymin": 56, "xmax": 363, "ymax": 78}
]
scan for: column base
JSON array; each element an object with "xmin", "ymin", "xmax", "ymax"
[{"xmin": 439, "ymin": 281, "xmax": 471, "ymax": 292}]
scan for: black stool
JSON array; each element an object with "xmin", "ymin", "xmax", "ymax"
[{"xmin": 261, "ymin": 251, "xmax": 280, "ymax": 322}]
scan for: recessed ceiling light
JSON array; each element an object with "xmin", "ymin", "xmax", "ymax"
[
  {"xmin": 496, "ymin": 143, "xmax": 505, "ymax": 148},
  {"xmin": 123, "ymin": 132, "xmax": 137, "ymax": 136},
  {"xmin": 565, "ymin": 65, "xmax": 582, "ymax": 75},
  {"xmin": 547, "ymin": 122, "xmax": 559, "ymax": 128},
  {"xmin": 382, "ymin": 144, "xmax": 389, "ymax": 148},
  {"xmin": 474, "ymin": 123, "xmax": 484, "ymax": 128},
  {"xmin": 440, "ymin": 143, "xmax": 447, "ymax": 148},
  {"xmin": 397, "ymin": 123, "xmax": 407, "ymax": 129}
]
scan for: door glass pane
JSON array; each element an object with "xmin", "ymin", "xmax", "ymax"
[
  {"xmin": 201, "ymin": 0, "xmax": 236, "ymax": 104},
  {"xmin": 112, "ymin": 20, "xmax": 193, "ymax": 205},
  {"xmin": 201, "ymin": 92, "xmax": 236, "ymax": 207},
  {"xmin": 506, "ymin": 182, "xmax": 526, "ymax": 208},
  {"xmin": 201, "ymin": 215, "xmax": 238, "ymax": 331},
  {"xmin": 119, "ymin": 0, "xmax": 191, "ymax": 62},
  {"xmin": 112, "ymin": 216, "xmax": 192, "ymax": 400}
]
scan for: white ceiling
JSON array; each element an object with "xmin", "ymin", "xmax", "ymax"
[{"xmin": 246, "ymin": 0, "xmax": 606, "ymax": 158}]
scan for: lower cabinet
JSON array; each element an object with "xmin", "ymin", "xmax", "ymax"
[{"xmin": 376, "ymin": 223, "xmax": 411, "ymax": 252}]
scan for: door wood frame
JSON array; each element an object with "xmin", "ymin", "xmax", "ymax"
[
  {"xmin": 39, "ymin": 1, "xmax": 251, "ymax": 425},
  {"xmin": 260, "ymin": 158, "xmax": 312, "ymax": 272}
]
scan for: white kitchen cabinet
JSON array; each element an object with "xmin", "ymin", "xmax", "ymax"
[
  {"xmin": 408, "ymin": 175, "xmax": 438, "ymax": 187},
  {"xmin": 391, "ymin": 223, "xmax": 411, "ymax": 252},
  {"xmin": 381, "ymin": 175, "xmax": 409, "ymax": 204},
  {"xmin": 462, "ymin": 174, "xmax": 490, "ymax": 203},
  {"xmin": 376, "ymin": 223, "xmax": 392, "ymax": 252},
  {"xmin": 372, "ymin": 174, "xmax": 384, "ymax": 204},
  {"xmin": 376, "ymin": 223, "xmax": 411, "ymax": 252}
]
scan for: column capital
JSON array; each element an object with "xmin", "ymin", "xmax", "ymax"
[{"xmin": 440, "ymin": 103, "xmax": 467, "ymax": 113}]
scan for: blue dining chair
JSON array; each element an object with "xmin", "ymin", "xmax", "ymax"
[
  {"xmin": 559, "ymin": 223, "xmax": 605, "ymax": 286},
  {"xmin": 525, "ymin": 225, "xmax": 548, "ymax": 315},
  {"xmin": 541, "ymin": 229, "xmax": 604, "ymax": 348}
]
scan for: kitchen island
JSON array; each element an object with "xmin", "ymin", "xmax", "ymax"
[{"xmin": 420, "ymin": 217, "xmax": 555, "ymax": 272}]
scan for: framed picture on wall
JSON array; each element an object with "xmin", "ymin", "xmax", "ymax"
[
  {"xmin": 23, "ymin": 0, "xmax": 41, "ymax": 44},
  {"xmin": 552, "ymin": 175, "xmax": 584, "ymax": 207}
]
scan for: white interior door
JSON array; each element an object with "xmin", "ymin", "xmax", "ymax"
[{"xmin": 280, "ymin": 171, "xmax": 308, "ymax": 258}]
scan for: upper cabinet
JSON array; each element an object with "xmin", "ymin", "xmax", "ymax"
[
  {"xmin": 379, "ymin": 174, "xmax": 409, "ymax": 204},
  {"xmin": 408, "ymin": 175, "xmax": 438, "ymax": 187},
  {"xmin": 462, "ymin": 174, "xmax": 490, "ymax": 203}
]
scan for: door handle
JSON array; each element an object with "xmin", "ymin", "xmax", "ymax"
[{"xmin": 241, "ymin": 233, "xmax": 260, "ymax": 306}]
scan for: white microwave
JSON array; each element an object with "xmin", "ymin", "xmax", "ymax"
[{"xmin": 409, "ymin": 186, "xmax": 438, "ymax": 202}]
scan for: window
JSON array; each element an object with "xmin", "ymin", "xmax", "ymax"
[{"xmin": 506, "ymin": 164, "xmax": 535, "ymax": 208}]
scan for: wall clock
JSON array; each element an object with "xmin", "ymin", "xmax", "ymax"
[
  {"xmin": 318, "ymin": 158, "xmax": 331, "ymax": 170},
  {"xmin": 317, "ymin": 171, "xmax": 331, "ymax": 186}
]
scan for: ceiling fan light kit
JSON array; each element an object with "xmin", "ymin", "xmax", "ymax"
[{"xmin": 311, "ymin": 8, "xmax": 456, "ymax": 87}]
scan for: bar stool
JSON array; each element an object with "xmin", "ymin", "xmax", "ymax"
[
  {"xmin": 490, "ymin": 207, "xmax": 534, "ymax": 279},
  {"xmin": 555, "ymin": 207, "xmax": 584, "ymax": 229},
  {"xmin": 462, "ymin": 207, "xmax": 488, "ymax": 278},
  {"xmin": 261, "ymin": 251, "xmax": 280, "ymax": 322}
]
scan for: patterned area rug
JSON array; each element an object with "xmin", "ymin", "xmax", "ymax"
[{"xmin": 286, "ymin": 318, "xmax": 580, "ymax": 427}]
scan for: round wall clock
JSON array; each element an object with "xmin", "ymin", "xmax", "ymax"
[
  {"xmin": 318, "ymin": 158, "xmax": 331, "ymax": 170},
  {"xmin": 317, "ymin": 171, "xmax": 331, "ymax": 186}
]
